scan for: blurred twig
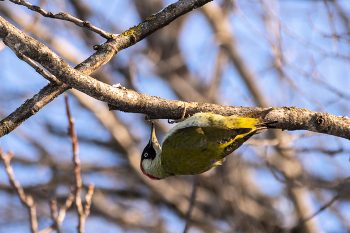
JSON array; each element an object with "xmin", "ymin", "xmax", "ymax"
[
  {"xmin": 9, "ymin": 0, "xmax": 112, "ymax": 39},
  {"xmin": 202, "ymin": 2, "xmax": 269, "ymax": 107},
  {"xmin": 48, "ymin": 198, "xmax": 59, "ymax": 233},
  {"xmin": 294, "ymin": 188, "xmax": 345, "ymax": 230},
  {"xmin": 65, "ymin": 93, "xmax": 94, "ymax": 233},
  {"xmin": 246, "ymin": 132, "xmax": 316, "ymax": 146},
  {"xmin": 23, "ymin": 0, "xmax": 47, "ymax": 33},
  {"xmin": 0, "ymin": 147, "xmax": 38, "ymax": 233},
  {"xmin": 183, "ymin": 175, "xmax": 199, "ymax": 233},
  {"xmin": 0, "ymin": 136, "xmax": 77, "ymax": 233}
]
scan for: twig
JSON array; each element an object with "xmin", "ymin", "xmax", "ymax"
[
  {"xmin": 183, "ymin": 176, "xmax": 198, "ymax": 233},
  {"xmin": 84, "ymin": 184, "xmax": 94, "ymax": 217},
  {"xmin": 296, "ymin": 192, "xmax": 341, "ymax": 228},
  {"xmin": 265, "ymin": 158, "xmax": 288, "ymax": 184},
  {"xmin": 65, "ymin": 93, "xmax": 82, "ymax": 227},
  {"xmin": 37, "ymin": 188, "xmax": 75, "ymax": 233},
  {"xmin": 0, "ymin": 147, "xmax": 38, "ymax": 233},
  {"xmin": 37, "ymin": 189, "xmax": 74, "ymax": 233},
  {"xmin": 49, "ymin": 198, "xmax": 59, "ymax": 233},
  {"xmin": 0, "ymin": 145, "xmax": 77, "ymax": 233},
  {"xmin": 287, "ymin": 176, "xmax": 349, "ymax": 232},
  {"xmin": 246, "ymin": 132, "xmax": 316, "ymax": 146},
  {"xmin": 9, "ymin": 0, "xmax": 112, "ymax": 39},
  {"xmin": 65, "ymin": 94, "xmax": 94, "ymax": 233},
  {"xmin": 202, "ymin": 2, "xmax": 268, "ymax": 107},
  {"xmin": 39, "ymin": 187, "xmax": 79, "ymax": 233},
  {"xmin": 23, "ymin": 0, "xmax": 47, "ymax": 33},
  {"xmin": 14, "ymin": 51, "xmax": 62, "ymax": 85},
  {"xmin": 58, "ymin": 187, "xmax": 75, "ymax": 222}
]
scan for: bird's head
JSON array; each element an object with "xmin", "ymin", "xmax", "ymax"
[{"xmin": 140, "ymin": 122, "xmax": 163, "ymax": 180}]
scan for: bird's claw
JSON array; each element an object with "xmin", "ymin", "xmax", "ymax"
[{"xmin": 168, "ymin": 104, "xmax": 187, "ymax": 124}]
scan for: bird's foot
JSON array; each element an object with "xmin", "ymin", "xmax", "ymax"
[{"xmin": 168, "ymin": 103, "xmax": 187, "ymax": 124}]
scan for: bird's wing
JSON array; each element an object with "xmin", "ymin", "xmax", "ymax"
[
  {"xmin": 162, "ymin": 126, "xmax": 253, "ymax": 150},
  {"xmin": 161, "ymin": 126, "xmax": 254, "ymax": 175},
  {"xmin": 199, "ymin": 126, "xmax": 252, "ymax": 144}
]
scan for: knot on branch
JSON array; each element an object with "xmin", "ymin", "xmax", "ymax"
[
  {"xmin": 47, "ymin": 12, "xmax": 55, "ymax": 18},
  {"xmin": 31, "ymin": 5, "xmax": 41, "ymax": 11},
  {"xmin": 313, "ymin": 114, "xmax": 333, "ymax": 132},
  {"xmin": 316, "ymin": 116, "xmax": 324, "ymax": 125},
  {"xmin": 129, "ymin": 35, "xmax": 136, "ymax": 44},
  {"xmin": 93, "ymin": 45, "xmax": 101, "ymax": 50},
  {"xmin": 83, "ymin": 21, "xmax": 92, "ymax": 27}
]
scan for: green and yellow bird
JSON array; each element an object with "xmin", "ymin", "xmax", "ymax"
[{"xmin": 140, "ymin": 110, "xmax": 276, "ymax": 180}]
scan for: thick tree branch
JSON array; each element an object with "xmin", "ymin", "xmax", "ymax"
[
  {"xmin": 0, "ymin": 1, "xmax": 349, "ymax": 141},
  {"xmin": 1, "ymin": 10, "xmax": 350, "ymax": 140},
  {"xmin": 0, "ymin": 0, "xmax": 213, "ymax": 137}
]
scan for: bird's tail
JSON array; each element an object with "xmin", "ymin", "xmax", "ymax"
[{"xmin": 242, "ymin": 108, "xmax": 278, "ymax": 134}]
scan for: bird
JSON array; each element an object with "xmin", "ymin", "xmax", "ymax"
[{"xmin": 140, "ymin": 110, "xmax": 277, "ymax": 180}]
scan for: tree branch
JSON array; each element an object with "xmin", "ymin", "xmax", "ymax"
[
  {"xmin": 9, "ymin": 0, "xmax": 112, "ymax": 39},
  {"xmin": 1, "ymin": 0, "xmax": 349, "ymax": 142},
  {"xmin": 0, "ymin": 0, "xmax": 213, "ymax": 137}
]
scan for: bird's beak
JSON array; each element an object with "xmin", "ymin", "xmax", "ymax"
[
  {"xmin": 150, "ymin": 121, "xmax": 155, "ymax": 142},
  {"xmin": 150, "ymin": 121, "xmax": 161, "ymax": 155}
]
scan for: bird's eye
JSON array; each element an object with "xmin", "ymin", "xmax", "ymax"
[{"xmin": 141, "ymin": 144, "xmax": 155, "ymax": 161}]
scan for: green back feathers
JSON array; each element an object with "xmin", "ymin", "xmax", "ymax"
[
  {"xmin": 160, "ymin": 112, "xmax": 266, "ymax": 176},
  {"xmin": 162, "ymin": 112, "xmax": 260, "ymax": 144}
]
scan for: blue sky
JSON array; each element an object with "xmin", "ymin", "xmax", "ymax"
[{"xmin": 1, "ymin": 0, "xmax": 350, "ymax": 232}]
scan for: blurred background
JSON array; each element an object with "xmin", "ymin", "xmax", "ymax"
[{"xmin": 1, "ymin": 0, "xmax": 350, "ymax": 232}]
